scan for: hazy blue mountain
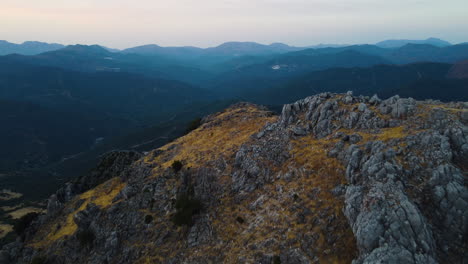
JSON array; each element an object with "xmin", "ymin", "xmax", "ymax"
[
  {"xmin": 205, "ymin": 55, "xmax": 277, "ymax": 73},
  {"xmin": 2, "ymin": 44, "xmax": 214, "ymax": 85},
  {"xmin": 306, "ymin": 44, "xmax": 350, "ymax": 49},
  {"xmin": 122, "ymin": 44, "xmax": 203, "ymax": 60},
  {"xmin": 0, "ymin": 58, "xmax": 213, "ymax": 121},
  {"xmin": 247, "ymin": 62, "xmax": 467, "ymax": 104},
  {"xmin": 121, "ymin": 42, "xmax": 304, "ymax": 69},
  {"xmin": 203, "ymin": 42, "xmax": 301, "ymax": 56},
  {"xmin": 100, "ymin": 46, "xmax": 120, "ymax": 52},
  {"xmin": 376, "ymin": 37, "xmax": 451, "ymax": 48},
  {"xmin": 0, "ymin": 40, "xmax": 122, "ymax": 56},
  {"xmin": 208, "ymin": 50, "xmax": 390, "ymax": 96},
  {"xmin": 123, "ymin": 42, "xmax": 301, "ymax": 57},
  {"xmin": 6, "ymin": 40, "xmax": 468, "ymax": 81},
  {"xmin": 0, "ymin": 40, "xmax": 64, "ymax": 55},
  {"xmin": 383, "ymin": 43, "xmax": 468, "ymax": 64},
  {"xmin": 284, "ymin": 43, "xmax": 468, "ymax": 64},
  {"xmin": 191, "ymin": 42, "xmax": 301, "ymax": 69},
  {"xmin": 252, "ymin": 50, "xmax": 390, "ymax": 76},
  {"xmin": 284, "ymin": 44, "xmax": 387, "ymax": 57}
]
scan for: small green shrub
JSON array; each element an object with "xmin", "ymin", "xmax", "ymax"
[
  {"xmin": 293, "ymin": 194, "xmax": 299, "ymax": 201},
  {"xmin": 172, "ymin": 193, "xmax": 202, "ymax": 226},
  {"xmin": 171, "ymin": 160, "xmax": 183, "ymax": 172},
  {"xmin": 144, "ymin": 214, "xmax": 153, "ymax": 224},
  {"xmin": 14, "ymin": 212, "xmax": 39, "ymax": 235}
]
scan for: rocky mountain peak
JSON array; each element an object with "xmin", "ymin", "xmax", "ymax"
[{"xmin": 1, "ymin": 93, "xmax": 467, "ymax": 264}]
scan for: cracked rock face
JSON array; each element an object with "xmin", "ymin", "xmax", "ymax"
[{"xmin": 2, "ymin": 94, "xmax": 467, "ymax": 264}]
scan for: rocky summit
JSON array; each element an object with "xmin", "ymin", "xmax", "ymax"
[{"xmin": 1, "ymin": 92, "xmax": 467, "ymax": 264}]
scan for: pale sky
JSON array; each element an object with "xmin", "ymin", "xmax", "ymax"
[{"xmin": 1, "ymin": 0, "xmax": 467, "ymax": 49}]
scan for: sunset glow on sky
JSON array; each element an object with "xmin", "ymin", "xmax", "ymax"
[{"xmin": 1, "ymin": 0, "xmax": 467, "ymax": 48}]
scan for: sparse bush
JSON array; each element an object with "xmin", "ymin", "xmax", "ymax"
[
  {"xmin": 273, "ymin": 255, "xmax": 281, "ymax": 264},
  {"xmin": 236, "ymin": 216, "xmax": 245, "ymax": 224},
  {"xmin": 77, "ymin": 228, "xmax": 95, "ymax": 248},
  {"xmin": 13, "ymin": 212, "xmax": 39, "ymax": 235},
  {"xmin": 172, "ymin": 193, "xmax": 202, "ymax": 226},
  {"xmin": 171, "ymin": 160, "xmax": 183, "ymax": 172},
  {"xmin": 185, "ymin": 118, "xmax": 202, "ymax": 134},
  {"xmin": 144, "ymin": 214, "xmax": 153, "ymax": 224},
  {"xmin": 293, "ymin": 194, "xmax": 299, "ymax": 201}
]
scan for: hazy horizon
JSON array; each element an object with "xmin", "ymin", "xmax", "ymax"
[
  {"xmin": 2, "ymin": 0, "xmax": 468, "ymax": 49},
  {"xmin": 1, "ymin": 37, "xmax": 467, "ymax": 51}
]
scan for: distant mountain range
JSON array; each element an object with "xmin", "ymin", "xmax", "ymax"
[
  {"xmin": 206, "ymin": 43, "xmax": 468, "ymax": 97},
  {"xmin": 280, "ymin": 43, "xmax": 468, "ymax": 64},
  {"xmin": 247, "ymin": 62, "xmax": 468, "ymax": 104},
  {"xmin": 207, "ymin": 50, "xmax": 390, "ymax": 96},
  {"xmin": 0, "ymin": 37, "xmax": 459, "ymax": 57},
  {"xmin": 123, "ymin": 42, "xmax": 302, "ymax": 57},
  {"xmin": 1, "ymin": 45, "xmax": 213, "ymax": 85},
  {"xmin": 0, "ymin": 57, "xmax": 212, "ymax": 119},
  {"xmin": 0, "ymin": 40, "xmax": 64, "ymax": 55},
  {"xmin": 376, "ymin": 37, "xmax": 451, "ymax": 48},
  {"xmin": 2, "ymin": 41, "xmax": 468, "ymax": 103}
]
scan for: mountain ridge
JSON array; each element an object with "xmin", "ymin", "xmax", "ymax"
[
  {"xmin": 376, "ymin": 37, "xmax": 451, "ymax": 48},
  {"xmin": 0, "ymin": 38, "xmax": 457, "ymax": 58},
  {"xmin": 2, "ymin": 92, "xmax": 467, "ymax": 264},
  {"xmin": 0, "ymin": 40, "xmax": 64, "ymax": 56}
]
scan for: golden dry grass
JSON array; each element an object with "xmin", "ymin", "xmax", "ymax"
[
  {"xmin": 339, "ymin": 126, "xmax": 408, "ymax": 143},
  {"xmin": 0, "ymin": 223, "xmax": 13, "ymax": 239},
  {"xmin": 197, "ymin": 134, "xmax": 356, "ymax": 264},
  {"xmin": 147, "ymin": 105, "xmax": 277, "ymax": 171},
  {"xmin": 8, "ymin": 207, "xmax": 44, "ymax": 219},
  {"xmin": 31, "ymin": 177, "xmax": 126, "ymax": 247},
  {"xmin": 0, "ymin": 204, "xmax": 23, "ymax": 212},
  {"xmin": 287, "ymin": 135, "xmax": 357, "ymax": 263},
  {"xmin": 0, "ymin": 189, "xmax": 23, "ymax": 201},
  {"xmin": 425, "ymin": 104, "xmax": 468, "ymax": 113},
  {"xmin": 415, "ymin": 103, "xmax": 468, "ymax": 122},
  {"xmin": 24, "ymin": 101, "xmax": 398, "ymax": 262},
  {"xmin": 136, "ymin": 103, "xmax": 358, "ymax": 263}
]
